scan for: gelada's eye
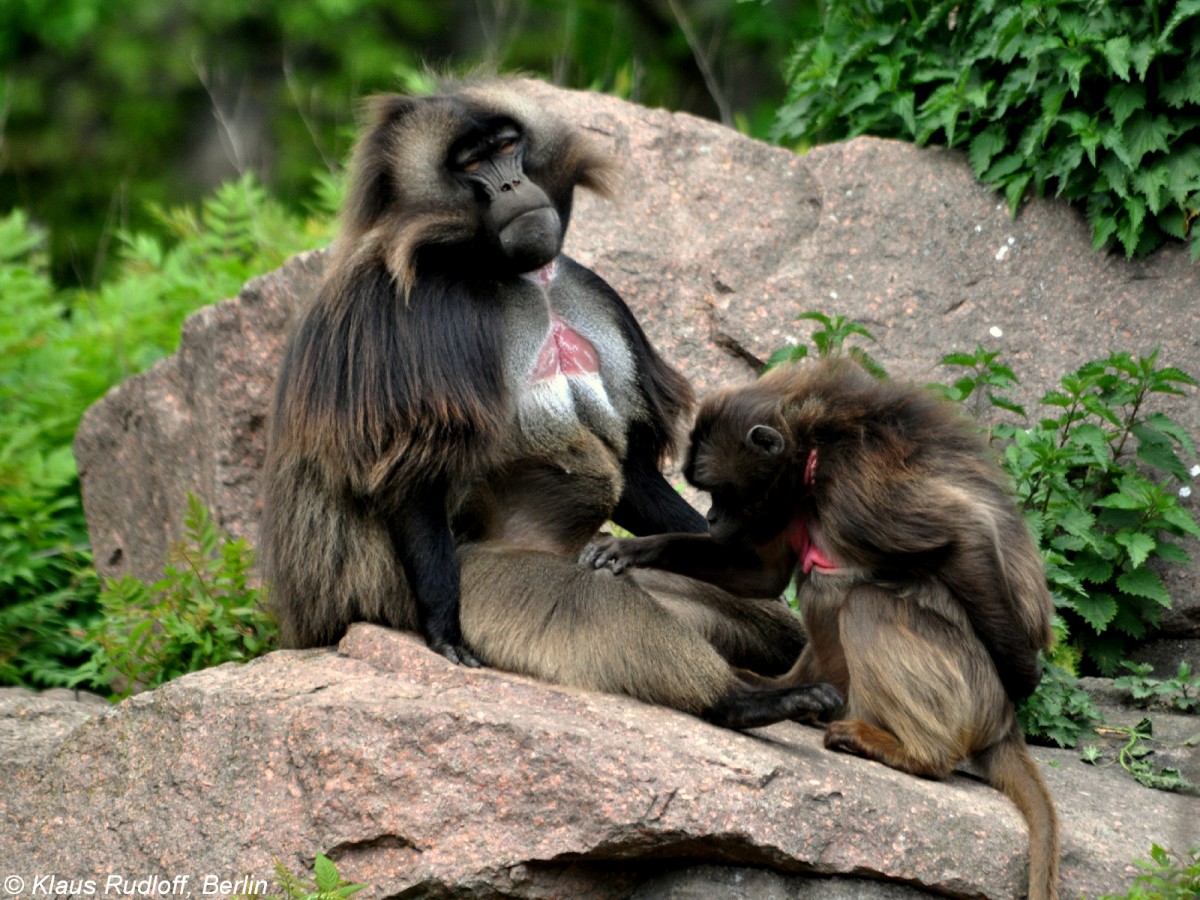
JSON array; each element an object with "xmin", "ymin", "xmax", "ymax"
[
  {"xmin": 498, "ymin": 140, "xmax": 517, "ymax": 155},
  {"xmin": 462, "ymin": 159, "xmax": 482, "ymax": 173}
]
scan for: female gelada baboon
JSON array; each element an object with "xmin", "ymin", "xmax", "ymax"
[
  {"xmin": 260, "ymin": 78, "xmax": 840, "ymax": 728},
  {"xmin": 584, "ymin": 358, "xmax": 1060, "ymax": 899}
]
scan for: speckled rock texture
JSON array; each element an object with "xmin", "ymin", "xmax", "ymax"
[{"xmin": 4, "ymin": 626, "xmax": 1197, "ymax": 898}]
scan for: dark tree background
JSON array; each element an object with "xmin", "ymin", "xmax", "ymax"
[{"xmin": 0, "ymin": 0, "xmax": 818, "ymax": 287}]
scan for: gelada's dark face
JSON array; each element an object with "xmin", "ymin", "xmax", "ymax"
[
  {"xmin": 685, "ymin": 422, "xmax": 795, "ymax": 546},
  {"xmin": 450, "ymin": 116, "xmax": 564, "ymax": 273}
]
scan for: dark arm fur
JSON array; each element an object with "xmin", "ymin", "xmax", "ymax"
[
  {"xmin": 281, "ymin": 261, "xmax": 509, "ymax": 495},
  {"xmin": 270, "ymin": 261, "xmax": 509, "ymax": 661},
  {"xmin": 614, "ymin": 423, "xmax": 708, "ymax": 535},
  {"xmin": 386, "ymin": 477, "xmax": 481, "ymax": 666},
  {"xmin": 582, "ymin": 531, "xmax": 794, "ymax": 598}
]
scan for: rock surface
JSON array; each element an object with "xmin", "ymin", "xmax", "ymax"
[
  {"xmin": 4, "ymin": 626, "xmax": 1198, "ymax": 899},
  {"xmin": 50, "ymin": 80, "xmax": 1200, "ymax": 897},
  {"xmin": 0, "ymin": 687, "xmax": 106, "ymax": 775}
]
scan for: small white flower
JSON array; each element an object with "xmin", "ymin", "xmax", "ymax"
[
  {"xmin": 1190, "ymin": 464, "xmax": 1200, "ymax": 478},
  {"xmin": 989, "ymin": 326, "xmax": 1004, "ymax": 338},
  {"xmin": 995, "ymin": 245, "xmax": 1010, "ymax": 261},
  {"xmin": 1180, "ymin": 486, "xmax": 1193, "ymax": 499}
]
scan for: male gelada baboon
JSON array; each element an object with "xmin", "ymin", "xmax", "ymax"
[
  {"xmin": 584, "ymin": 358, "xmax": 1060, "ymax": 899},
  {"xmin": 260, "ymin": 78, "xmax": 840, "ymax": 728}
]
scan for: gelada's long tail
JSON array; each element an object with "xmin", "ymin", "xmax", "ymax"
[{"xmin": 977, "ymin": 722, "xmax": 1060, "ymax": 900}]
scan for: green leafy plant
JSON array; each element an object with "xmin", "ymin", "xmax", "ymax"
[
  {"xmin": 1115, "ymin": 661, "xmax": 1200, "ymax": 712},
  {"xmin": 776, "ymin": 0, "xmax": 1200, "ymax": 259},
  {"xmin": 1081, "ymin": 717, "xmax": 1194, "ymax": 792},
  {"xmin": 936, "ymin": 345, "xmax": 1200, "ymax": 743},
  {"xmin": 940, "ymin": 347, "xmax": 1200, "ymax": 675},
  {"xmin": 1, "ymin": 176, "xmax": 333, "ymax": 690},
  {"xmin": 765, "ymin": 310, "xmax": 888, "ymax": 377},
  {"xmin": 1099, "ymin": 845, "xmax": 1200, "ymax": 899},
  {"xmin": 72, "ymin": 494, "xmax": 277, "ymax": 699},
  {"xmin": 930, "ymin": 344, "xmax": 1027, "ymax": 420},
  {"xmin": 1002, "ymin": 352, "xmax": 1199, "ymax": 675},
  {"xmin": 1016, "ymin": 660, "xmax": 1102, "ymax": 748},
  {"xmin": 269, "ymin": 854, "xmax": 365, "ymax": 900},
  {"xmin": 0, "ymin": 210, "xmax": 100, "ymax": 687}
]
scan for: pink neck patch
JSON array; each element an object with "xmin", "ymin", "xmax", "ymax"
[
  {"xmin": 788, "ymin": 449, "xmax": 839, "ymax": 573},
  {"xmin": 532, "ymin": 314, "xmax": 600, "ymax": 381},
  {"xmin": 521, "ymin": 259, "xmax": 558, "ymax": 288},
  {"xmin": 786, "ymin": 518, "xmax": 839, "ymax": 574}
]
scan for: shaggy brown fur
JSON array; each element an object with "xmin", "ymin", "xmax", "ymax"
[{"xmin": 585, "ymin": 358, "xmax": 1059, "ymax": 899}]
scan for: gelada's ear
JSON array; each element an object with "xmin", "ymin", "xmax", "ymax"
[{"xmin": 746, "ymin": 424, "xmax": 785, "ymax": 455}]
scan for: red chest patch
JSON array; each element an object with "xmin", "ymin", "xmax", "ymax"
[
  {"xmin": 786, "ymin": 518, "xmax": 839, "ymax": 574},
  {"xmin": 788, "ymin": 448, "xmax": 840, "ymax": 573},
  {"xmin": 532, "ymin": 314, "xmax": 600, "ymax": 381}
]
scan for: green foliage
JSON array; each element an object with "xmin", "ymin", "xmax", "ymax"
[
  {"xmin": 941, "ymin": 346, "xmax": 1199, "ymax": 741},
  {"xmin": 994, "ymin": 351, "xmax": 1199, "ymax": 675},
  {"xmin": 73, "ymin": 495, "xmax": 276, "ymax": 699},
  {"xmin": 776, "ymin": 0, "xmax": 1200, "ymax": 259},
  {"xmin": 765, "ymin": 310, "xmax": 888, "ymax": 377},
  {"xmin": 939, "ymin": 346, "xmax": 1200, "ymax": 675},
  {"xmin": 0, "ymin": 211, "xmax": 99, "ymax": 687},
  {"xmin": 1, "ymin": 179, "xmax": 330, "ymax": 690},
  {"xmin": 1100, "ymin": 845, "xmax": 1200, "ymax": 899},
  {"xmin": 1016, "ymin": 660, "xmax": 1102, "ymax": 748},
  {"xmin": 1115, "ymin": 661, "xmax": 1200, "ymax": 712},
  {"xmin": 1081, "ymin": 717, "xmax": 1195, "ymax": 792},
  {"xmin": 2, "ymin": 0, "xmax": 815, "ymax": 288},
  {"xmin": 929, "ymin": 344, "xmax": 1027, "ymax": 419},
  {"xmin": 269, "ymin": 854, "xmax": 365, "ymax": 900},
  {"xmin": 0, "ymin": 557, "xmax": 97, "ymax": 689}
]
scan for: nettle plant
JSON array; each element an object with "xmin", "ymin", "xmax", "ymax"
[
  {"xmin": 988, "ymin": 350, "xmax": 1199, "ymax": 675},
  {"xmin": 939, "ymin": 346, "xmax": 1199, "ymax": 677},
  {"xmin": 1100, "ymin": 844, "xmax": 1200, "ymax": 900},
  {"xmin": 1115, "ymin": 660, "xmax": 1200, "ymax": 713},
  {"xmin": 775, "ymin": 0, "xmax": 1200, "ymax": 259}
]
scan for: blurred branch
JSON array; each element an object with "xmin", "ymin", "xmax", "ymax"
[
  {"xmin": 282, "ymin": 55, "xmax": 340, "ymax": 175},
  {"xmin": 193, "ymin": 55, "xmax": 249, "ymax": 176},
  {"xmin": 665, "ymin": 0, "xmax": 732, "ymax": 127}
]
